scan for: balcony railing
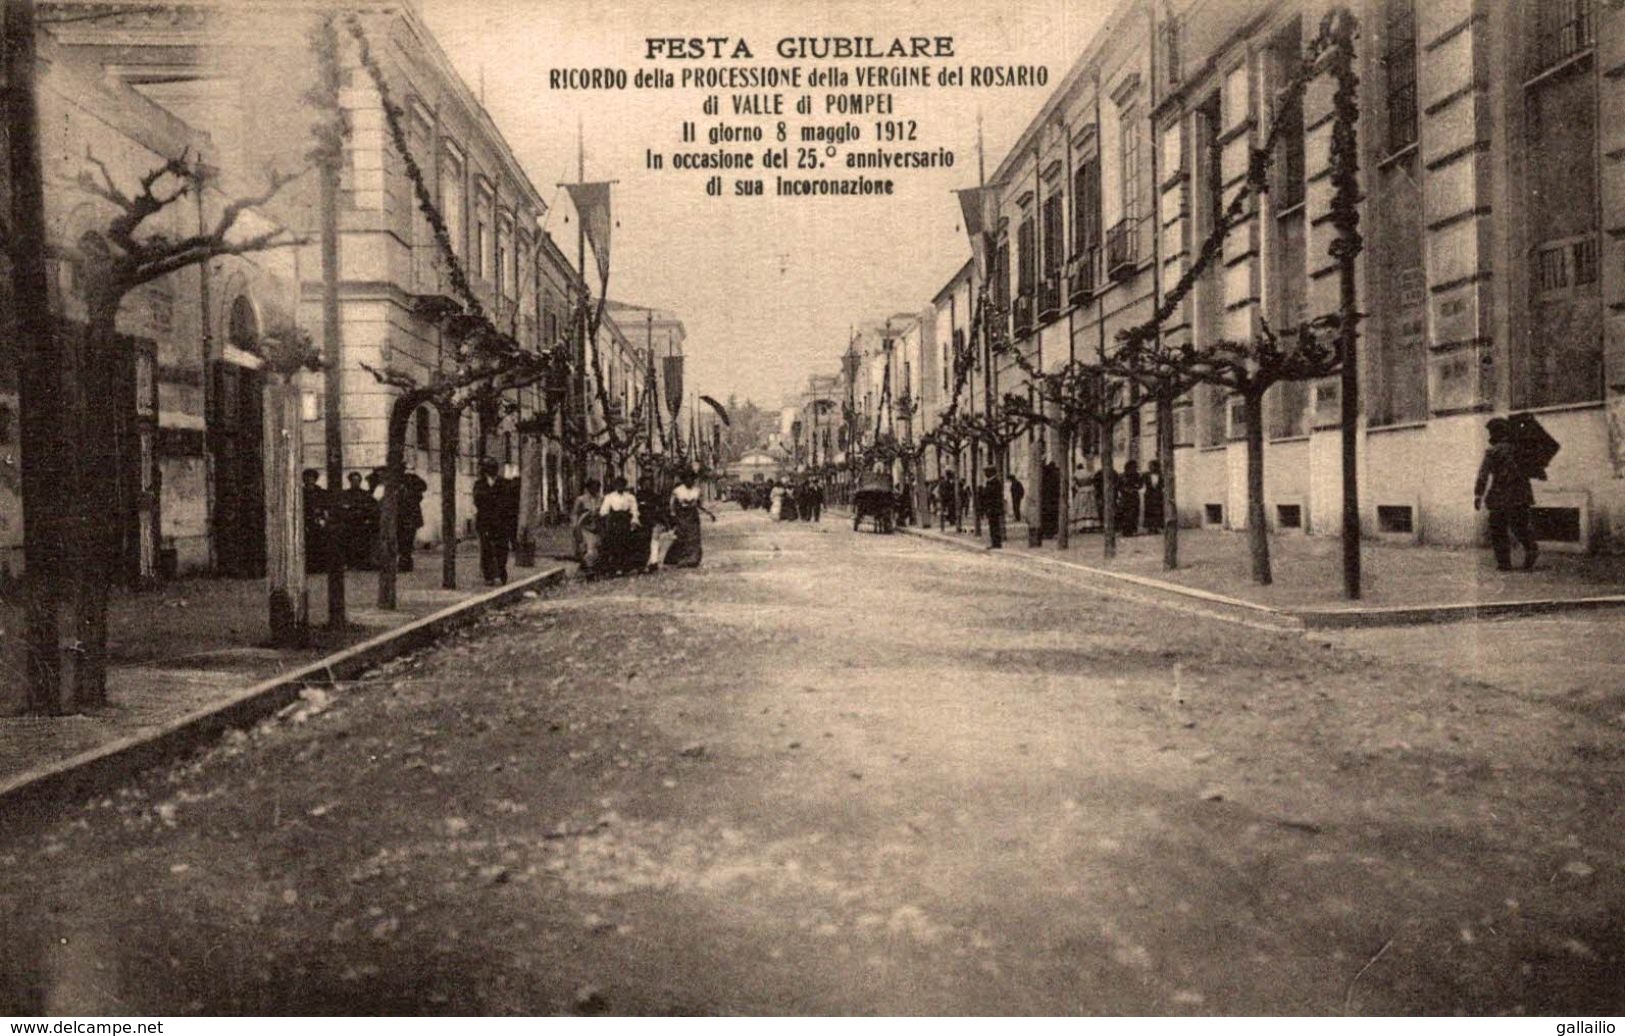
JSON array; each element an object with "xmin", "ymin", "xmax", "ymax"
[
  {"xmin": 985, "ymin": 305, "xmax": 1009, "ymax": 351},
  {"xmin": 1067, "ymin": 248, "xmax": 1098, "ymax": 304},
  {"xmin": 1038, "ymin": 273, "xmax": 1062, "ymax": 322},
  {"xmin": 1106, "ymin": 219, "xmax": 1139, "ymax": 281},
  {"xmin": 1530, "ymin": 0, "xmax": 1594, "ymax": 77},
  {"xmin": 1012, "ymin": 294, "xmax": 1035, "ymax": 338}
]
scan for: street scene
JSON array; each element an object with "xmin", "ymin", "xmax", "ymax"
[
  {"xmin": 1, "ymin": 0, "xmax": 1624, "ymax": 1020},
  {"xmin": 3, "ymin": 512, "xmax": 1621, "ymax": 1015}
]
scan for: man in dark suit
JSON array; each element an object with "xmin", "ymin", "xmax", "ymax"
[
  {"xmin": 1475, "ymin": 417, "xmax": 1537, "ymax": 571},
  {"xmin": 978, "ymin": 465, "xmax": 1004, "ymax": 549},
  {"xmin": 473, "ymin": 459, "xmax": 509, "ymax": 585},
  {"xmin": 1007, "ymin": 473, "xmax": 1025, "ymax": 528}
]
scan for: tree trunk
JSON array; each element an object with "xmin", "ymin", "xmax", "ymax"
[
  {"xmin": 1158, "ymin": 391, "xmax": 1178, "ymax": 570},
  {"xmin": 59, "ymin": 310, "xmax": 122, "ymax": 709},
  {"xmin": 1101, "ymin": 414, "xmax": 1117, "ymax": 561},
  {"xmin": 319, "ymin": 86, "xmax": 346, "ymax": 631},
  {"xmin": 1244, "ymin": 390, "xmax": 1271, "ymax": 585},
  {"xmin": 517, "ymin": 430, "xmax": 543, "ymax": 558},
  {"xmin": 970, "ymin": 440, "xmax": 981, "ymax": 536},
  {"xmin": 440, "ymin": 405, "xmax": 460, "ymax": 590},
  {"xmin": 6, "ymin": 0, "xmax": 65, "ymax": 712},
  {"xmin": 264, "ymin": 374, "xmax": 308, "ymax": 644},
  {"xmin": 1027, "ymin": 417, "xmax": 1045, "ymax": 548},
  {"xmin": 375, "ymin": 396, "xmax": 413, "ymax": 610},
  {"xmin": 1056, "ymin": 422, "xmax": 1072, "ymax": 550}
]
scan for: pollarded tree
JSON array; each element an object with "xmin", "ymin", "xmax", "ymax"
[
  {"xmin": 38, "ymin": 153, "xmax": 303, "ymax": 713},
  {"xmin": 1180, "ymin": 315, "xmax": 1346, "ymax": 585}
]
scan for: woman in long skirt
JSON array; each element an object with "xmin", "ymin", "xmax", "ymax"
[
  {"xmin": 596, "ymin": 476, "xmax": 641, "ymax": 576},
  {"xmin": 664, "ymin": 472, "xmax": 716, "ymax": 568},
  {"xmin": 571, "ymin": 478, "xmax": 602, "ymax": 575}
]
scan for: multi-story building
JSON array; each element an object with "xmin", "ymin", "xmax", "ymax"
[
  {"xmin": 43, "ymin": 0, "xmax": 582, "ymax": 560},
  {"xmin": 0, "ymin": 31, "xmax": 297, "ymax": 583},
  {"xmin": 972, "ymin": 0, "xmax": 1625, "ymax": 551}
]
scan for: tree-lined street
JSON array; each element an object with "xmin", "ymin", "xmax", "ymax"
[{"xmin": 3, "ymin": 513, "xmax": 1619, "ymax": 1015}]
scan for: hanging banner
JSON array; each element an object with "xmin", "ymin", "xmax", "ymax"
[
  {"xmin": 663, "ymin": 355, "xmax": 685, "ymax": 421},
  {"xmin": 955, "ymin": 186, "xmax": 998, "ymax": 281},
  {"xmin": 563, "ymin": 182, "xmax": 613, "ymax": 290}
]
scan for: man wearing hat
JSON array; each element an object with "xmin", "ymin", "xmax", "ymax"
[
  {"xmin": 977, "ymin": 464, "xmax": 1005, "ymax": 549},
  {"xmin": 1474, "ymin": 417, "xmax": 1537, "ymax": 571}
]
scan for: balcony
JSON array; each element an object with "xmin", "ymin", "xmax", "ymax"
[
  {"xmin": 1106, "ymin": 219, "xmax": 1139, "ymax": 281},
  {"xmin": 1038, "ymin": 273, "xmax": 1062, "ymax": 322},
  {"xmin": 1012, "ymin": 294, "xmax": 1035, "ymax": 338},
  {"xmin": 1067, "ymin": 248, "xmax": 1098, "ymax": 304},
  {"xmin": 985, "ymin": 305, "xmax": 1009, "ymax": 351}
]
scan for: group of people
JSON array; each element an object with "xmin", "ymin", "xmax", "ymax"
[
  {"xmin": 1086, "ymin": 459, "xmax": 1167, "ymax": 537},
  {"xmin": 734, "ymin": 478, "xmax": 825, "ymax": 522},
  {"xmin": 301, "ymin": 467, "xmax": 428, "ymax": 574},
  {"xmin": 570, "ymin": 470, "xmax": 716, "ymax": 578}
]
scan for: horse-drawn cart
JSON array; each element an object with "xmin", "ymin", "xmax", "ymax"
[{"xmin": 852, "ymin": 472, "xmax": 896, "ymax": 533}]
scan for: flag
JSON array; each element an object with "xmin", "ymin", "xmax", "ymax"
[
  {"xmin": 955, "ymin": 186, "xmax": 998, "ymax": 281},
  {"xmin": 662, "ymin": 355, "xmax": 684, "ymax": 422},
  {"xmin": 564, "ymin": 181, "xmax": 613, "ymax": 288},
  {"xmin": 700, "ymin": 394, "xmax": 731, "ymax": 426}
]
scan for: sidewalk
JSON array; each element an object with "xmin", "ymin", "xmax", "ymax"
[
  {"xmin": 890, "ymin": 516, "xmax": 1625, "ymax": 626},
  {"xmin": 0, "ymin": 542, "xmax": 567, "ymax": 793}
]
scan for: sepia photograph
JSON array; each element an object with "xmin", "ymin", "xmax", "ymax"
[{"xmin": 0, "ymin": 0, "xmax": 1621, "ymax": 1020}]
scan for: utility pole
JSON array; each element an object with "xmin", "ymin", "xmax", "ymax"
[
  {"xmin": 6, "ymin": 0, "xmax": 64, "ymax": 710},
  {"xmin": 575, "ymin": 116, "xmax": 588, "ymax": 490},
  {"xmin": 315, "ymin": 12, "xmax": 347, "ymax": 629}
]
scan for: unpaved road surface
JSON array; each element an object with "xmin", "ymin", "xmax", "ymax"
[{"xmin": 2, "ymin": 513, "xmax": 1621, "ymax": 1015}]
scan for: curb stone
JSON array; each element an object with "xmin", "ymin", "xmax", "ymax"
[
  {"xmin": 0, "ymin": 565, "xmax": 566, "ymax": 822},
  {"xmin": 842, "ymin": 509, "xmax": 1625, "ymax": 631}
]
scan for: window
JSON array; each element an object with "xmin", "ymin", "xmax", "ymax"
[
  {"xmin": 1384, "ymin": 0, "xmax": 1418, "ymax": 153},
  {"xmin": 1271, "ymin": 18, "xmax": 1305, "ymax": 210},
  {"xmin": 1530, "ymin": 0, "xmax": 1594, "ymax": 75},
  {"xmin": 1042, "ymin": 194, "xmax": 1064, "ymax": 278},
  {"xmin": 1119, "ymin": 107, "xmax": 1141, "ymax": 231},
  {"xmin": 440, "ymin": 147, "xmax": 465, "ymax": 259},
  {"xmin": 497, "ymin": 213, "xmax": 514, "ymax": 299},
  {"xmin": 1017, "ymin": 216, "xmax": 1036, "ymax": 296},
  {"xmin": 1521, "ymin": 54, "xmax": 1602, "ymax": 407},
  {"xmin": 475, "ymin": 180, "xmax": 494, "ymax": 282},
  {"xmin": 227, "ymin": 295, "xmax": 259, "ymax": 353},
  {"xmin": 1073, "ymin": 156, "xmax": 1100, "ymax": 255},
  {"xmin": 993, "ymin": 239, "xmax": 1011, "ymax": 312}
]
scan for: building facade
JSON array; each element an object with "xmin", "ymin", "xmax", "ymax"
[
  {"xmin": 965, "ymin": 0, "xmax": 1625, "ymax": 551},
  {"xmin": 34, "ymin": 0, "xmax": 673, "ymax": 568}
]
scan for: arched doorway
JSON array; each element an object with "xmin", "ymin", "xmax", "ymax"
[{"xmin": 210, "ymin": 294, "xmax": 267, "ymax": 577}]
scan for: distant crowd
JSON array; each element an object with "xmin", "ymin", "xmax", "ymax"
[{"xmin": 732, "ymin": 478, "xmax": 824, "ymax": 522}]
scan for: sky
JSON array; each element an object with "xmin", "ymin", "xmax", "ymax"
[{"xmin": 417, "ymin": 0, "xmax": 1117, "ymax": 408}]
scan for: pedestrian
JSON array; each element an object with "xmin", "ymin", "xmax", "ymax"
[
  {"xmin": 769, "ymin": 480, "xmax": 786, "ymax": 521},
  {"xmin": 958, "ymin": 476, "xmax": 973, "ymax": 529},
  {"xmin": 340, "ymin": 471, "xmax": 379, "ymax": 569},
  {"xmin": 978, "ymin": 464, "xmax": 1005, "ymax": 549},
  {"xmin": 473, "ymin": 459, "xmax": 510, "ymax": 586},
  {"xmin": 571, "ymin": 478, "xmax": 602, "ymax": 575},
  {"xmin": 636, "ymin": 479, "xmax": 667, "ymax": 571},
  {"xmin": 1041, "ymin": 458, "xmax": 1061, "ymax": 539},
  {"xmin": 1474, "ymin": 416, "xmax": 1538, "ymax": 571},
  {"xmin": 937, "ymin": 469, "xmax": 958, "ymax": 530},
  {"xmin": 664, "ymin": 469, "xmax": 717, "ymax": 568},
  {"xmin": 597, "ymin": 475, "xmax": 641, "ymax": 576},
  {"xmin": 809, "ymin": 478, "xmax": 824, "ymax": 522},
  {"xmin": 372, "ymin": 466, "xmax": 427, "ymax": 572},
  {"xmin": 1141, "ymin": 460, "xmax": 1165, "ymax": 534},
  {"xmin": 1007, "ymin": 473, "xmax": 1025, "ymax": 528},
  {"xmin": 1116, "ymin": 459, "xmax": 1142, "ymax": 537},
  {"xmin": 301, "ymin": 469, "xmax": 330, "ymax": 574}
]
